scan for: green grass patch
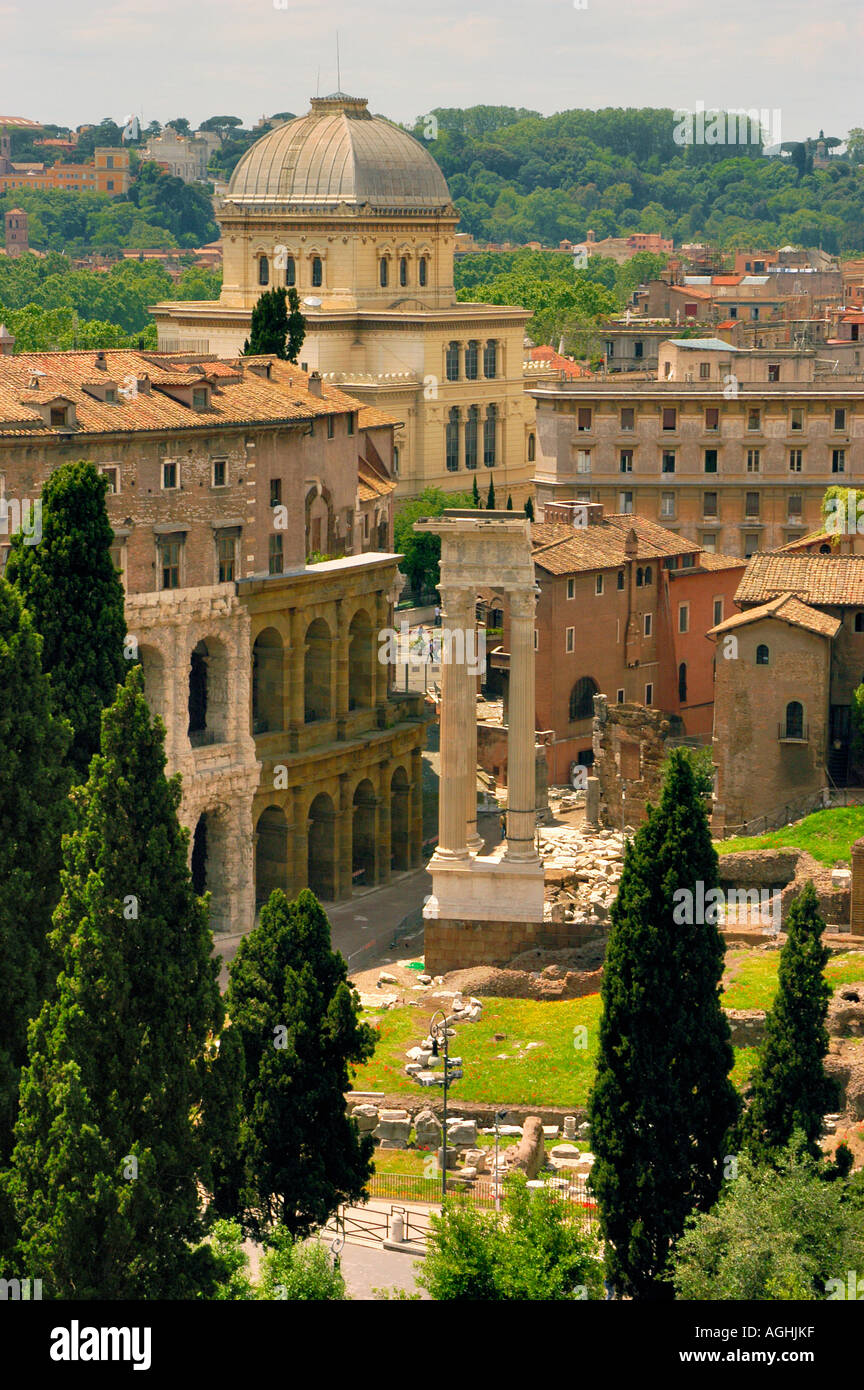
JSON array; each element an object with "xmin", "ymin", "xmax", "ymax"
[
  {"xmin": 717, "ymin": 805, "xmax": 864, "ymax": 865},
  {"xmin": 722, "ymin": 949, "xmax": 864, "ymax": 1011}
]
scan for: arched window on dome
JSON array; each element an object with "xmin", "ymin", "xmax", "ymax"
[
  {"xmin": 311, "ymin": 256, "xmax": 323, "ymax": 288},
  {"xmin": 258, "ymin": 255, "xmax": 269, "ymax": 287},
  {"xmin": 379, "ymin": 258, "xmax": 389, "ymax": 288},
  {"xmin": 399, "ymin": 256, "xmax": 408, "ymax": 287},
  {"xmin": 284, "ymin": 256, "xmax": 295, "ymax": 287},
  {"xmin": 419, "ymin": 257, "xmax": 428, "ymax": 287}
]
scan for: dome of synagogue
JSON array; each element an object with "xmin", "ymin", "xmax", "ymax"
[{"xmin": 225, "ymin": 94, "xmax": 452, "ymax": 213}]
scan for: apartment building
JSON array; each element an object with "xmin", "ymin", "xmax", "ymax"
[
  {"xmin": 0, "ymin": 141, "xmax": 130, "ymax": 195},
  {"xmin": 531, "ymin": 338, "xmax": 864, "ymax": 556},
  {"xmin": 0, "ymin": 348, "xmax": 424, "ymax": 932},
  {"xmin": 485, "ymin": 503, "xmax": 744, "ymax": 784}
]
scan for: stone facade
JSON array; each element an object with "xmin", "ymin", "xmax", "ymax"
[{"xmin": 592, "ymin": 695, "xmax": 670, "ymax": 830}]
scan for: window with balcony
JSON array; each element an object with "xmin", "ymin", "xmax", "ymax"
[{"xmin": 781, "ymin": 700, "xmax": 805, "ymax": 741}]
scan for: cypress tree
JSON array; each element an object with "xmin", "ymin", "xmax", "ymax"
[
  {"xmin": 506, "ymin": 493, "xmax": 513, "ymax": 510},
  {"xmin": 5, "ymin": 461, "xmax": 126, "ymax": 780},
  {"xmin": 0, "ymin": 581, "xmax": 71, "ymax": 1256},
  {"xmin": 486, "ymin": 475, "xmax": 496, "ymax": 509},
  {"xmin": 217, "ymin": 889, "xmax": 376, "ymax": 1239},
  {"xmin": 524, "ymin": 496, "xmax": 535, "ymax": 521},
  {"xmin": 5, "ymin": 668, "xmax": 226, "ymax": 1298},
  {"xmin": 740, "ymin": 881, "xmax": 838, "ymax": 1163},
  {"xmin": 471, "ymin": 475, "xmax": 480, "ymax": 508},
  {"xmin": 588, "ymin": 748, "xmax": 739, "ymax": 1300},
  {"xmin": 286, "ymin": 286, "xmax": 306, "ymax": 364}
]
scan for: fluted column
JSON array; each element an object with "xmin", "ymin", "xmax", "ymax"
[
  {"xmin": 435, "ymin": 585, "xmax": 474, "ymax": 859},
  {"xmin": 464, "ymin": 596, "xmax": 483, "ymax": 852},
  {"xmin": 506, "ymin": 586, "xmax": 539, "ymax": 862}
]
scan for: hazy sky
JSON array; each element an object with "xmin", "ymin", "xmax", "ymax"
[{"xmin": 1, "ymin": 0, "xmax": 861, "ymax": 142}]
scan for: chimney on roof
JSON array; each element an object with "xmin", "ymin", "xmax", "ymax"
[
  {"xmin": 624, "ymin": 528, "xmax": 638, "ymax": 557},
  {"xmin": 308, "ymin": 370, "xmax": 323, "ymax": 398},
  {"xmin": 0, "ymin": 323, "xmax": 15, "ymax": 356},
  {"xmin": 94, "ymin": 350, "xmax": 107, "ymax": 371}
]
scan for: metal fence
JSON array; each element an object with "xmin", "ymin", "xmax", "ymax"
[
  {"xmin": 366, "ymin": 1171, "xmax": 598, "ymax": 1225},
  {"xmin": 720, "ymin": 785, "xmax": 847, "ymax": 839}
]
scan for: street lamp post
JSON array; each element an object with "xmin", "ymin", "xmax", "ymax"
[
  {"xmin": 493, "ymin": 1109, "xmax": 508, "ymax": 1212},
  {"xmin": 430, "ymin": 1008, "xmax": 461, "ymax": 1205}
]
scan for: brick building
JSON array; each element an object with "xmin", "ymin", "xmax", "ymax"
[
  {"xmin": 486, "ymin": 503, "xmax": 744, "ymax": 785},
  {"xmin": 0, "ymin": 142, "xmax": 130, "ymax": 195},
  {"xmin": 710, "ymin": 552, "xmax": 864, "ymax": 832},
  {"xmin": 0, "ymin": 349, "xmax": 425, "ymax": 933},
  {"xmin": 531, "ymin": 339, "xmax": 864, "ymax": 556}
]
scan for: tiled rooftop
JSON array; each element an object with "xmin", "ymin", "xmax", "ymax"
[
  {"xmin": 736, "ymin": 553, "xmax": 864, "ymax": 607},
  {"xmin": 709, "ymin": 591, "xmax": 841, "ymax": 640},
  {"xmin": 531, "ymin": 514, "xmax": 701, "ymax": 575}
]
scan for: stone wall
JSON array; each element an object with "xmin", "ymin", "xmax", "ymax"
[
  {"xmin": 592, "ymin": 694, "xmax": 670, "ymax": 830},
  {"xmin": 718, "ymin": 846, "xmax": 850, "ymax": 930},
  {"xmin": 424, "ymin": 917, "xmax": 598, "ymax": 976}
]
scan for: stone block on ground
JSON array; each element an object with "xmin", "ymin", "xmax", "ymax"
[
  {"xmin": 446, "ymin": 1119, "xmax": 477, "ymax": 1146},
  {"xmin": 414, "ymin": 1109, "xmax": 443, "ymax": 1148}
]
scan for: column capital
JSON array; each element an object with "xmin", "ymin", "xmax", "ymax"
[{"xmin": 509, "ymin": 588, "xmax": 536, "ymax": 620}]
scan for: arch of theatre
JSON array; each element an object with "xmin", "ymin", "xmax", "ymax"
[
  {"xmin": 417, "ymin": 511, "xmax": 550, "ymax": 975},
  {"xmin": 152, "ymin": 93, "xmax": 535, "ymax": 505}
]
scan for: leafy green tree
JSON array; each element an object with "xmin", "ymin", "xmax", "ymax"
[
  {"xmin": 419, "ymin": 1175, "xmax": 603, "ymax": 1300},
  {"xmin": 206, "ymin": 1220, "xmax": 347, "ymax": 1300},
  {"xmin": 4, "ymin": 667, "xmax": 227, "ymax": 1298},
  {"xmin": 486, "ymin": 475, "xmax": 496, "ymax": 509},
  {"xmin": 0, "ymin": 581, "xmax": 71, "ymax": 1255},
  {"xmin": 588, "ymin": 748, "xmax": 739, "ymax": 1300},
  {"xmin": 242, "ymin": 286, "xmax": 306, "ymax": 361},
  {"xmin": 739, "ymin": 883, "xmax": 838, "ymax": 1162},
  {"xmin": 216, "ymin": 889, "xmax": 376, "ymax": 1240},
  {"xmin": 6, "ymin": 461, "xmax": 127, "ymax": 779},
  {"xmin": 393, "ymin": 486, "xmax": 476, "ymax": 594},
  {"xmin": 672, "ymin": 1141, "xmax": 864, "ymax": 1300}
]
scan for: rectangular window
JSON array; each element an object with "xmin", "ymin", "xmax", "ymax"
[
  {"xmin": 270, "ymin": 477, "xmax": 281, "ymax": 507},
  {"xmin": 634, "ymin": 341, "xmax": 644, "ymax": 359},
  {"xmin": 619, "ymin": 491, "xmax": 633, "ymax": 513},
  {"xmin": 268, "ymin": 533, "xmax": 283, "ymax": 575},
  {"xmin": 617, "ymin": 570, "xmax": 624, "ymax": 590},
  {"xmin": 745, "ymin": 491, "xmax": 760, "ymax": 518},
  {"xmin": 327, "ymin": 415, "xmax": 335, "ymax": 439},
  {"xmin": 702, "ymin": 532, "xmax": 717, "ymax": 552},
  {"xmin": 699, "ymin": 362, "xmax": 711, "ymax": 380},
  {"xmin": 619, "ymin": 449, "xmax": 633, "ymax": 473},
  {"xmin": 50, "ymin": 406, "xmax": 67, "ymax": 427},
  {"xmin": 703, "ymin": 491, "xmax": 718, "ymax": 517},
  {"xmin": 162, "ymin": 460, "xmax": 178, "ymax": 489},
  {"xmin": 747, "ymin": 409, "xmax": 761, "ymax": 432},
  {"xmin": 833, "ymin": 449, "xmax": 846, "ymax": 473},
  {"xmin": 679, "ymin": 602, "xmax": 690, "ymax": 634},
  {"xmin": 565, "ymin": 626, "xmax": 575, "ymax": 653},
  {"xmin": 100, "ymin": 465, "xmax": 119, "ymax": 494},
  {"xmin": 662, "ymin": 451, "xmax": 675, "ymax": 473},
  {"xmin": 768, "ymin": 363, "xmax": 780, "ymax": 382},
  {"xmin": 744, "ymin": 531, "xmax": 760, "ymax": 557},
  {"xmin": 595, "ymin": 574, "xmax": 604, "ymax": 596},
  {"xmin": 159, "ymin": 538, "xmax": 181, "ymax": 590},
  {"xmin": 660, "ymin": 491, "xmax": 675, "ymax": 518},
  {"xmin": 713, "ymin": 597, "xmax": 724, "ymax": 625},
  {"xmin": 788, "ymin": 493, "xmax": 803, "ymax": 519},
  {"xmin": 747, "ymin": 449, "xmax": 760, "ymax": 473},
  {"xmin": 616, "ymin": 688, "xmax": 625, "ymax": 704},
  {"xmin": 704, "ymin": 449, "xmax": 717, "ymax": 473},
  {"xmin": 620, "ymin": 406, "xmax": 635, "ymax": 431},
  {"xmin": 566, "ymin": 577, "xmax": 575, "ymax": 599},
  {"xmin": 662, "ymin": 407, "xmax": 677, "ymax": 431},
  {"xmin": 645, "ymin": 682, "xmax": 653, "ymax": 704},
  {"xmin": 789, "ymin": 449, "xmax": 803, "ymax": 472},
  {"xmin": 217, "ymin": 533, "xmax": 236, "ymax": 582},
  {"xmin": 643, "ymin": 613, "xmax": 652, "ymax": 637},
  {"xmin": 790, "ymin": 407, "xmax": 803, "ymax": 431},
  {"xmin": 212, "ymin": 458, "xmax": 227, "ymax": 487},
  {"xmin": 534, "ymin": 628, "xmax": 538, "ymax": 651},
  {"xmin": 347, "ymin": 414, "xmax": 355, "ymax": 436},
  {"xmin": 705, "ymin": 406, "xmax": 719, "ymax": 431},
  {"xmin": 834, "ymin": 407, "xmax": 847, "ymax": 431},
  {"xmin": 577, "ymin": 407, "xmax": 592, "ymax": 432},
  {"xmin": 192, "ymin": 388, "xmax": 208, "ymax": 411},
  {"xmin": 576, "ymin": 450, "xmax": 591, "ymax": 473}
]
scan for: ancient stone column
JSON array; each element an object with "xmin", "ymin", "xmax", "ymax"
[
  {"xmin": 435, "ymin": 585, "xmax": 474, "ymax": 859},
  {"xmin": 465, "ymin": 599, "xmax": 483, "ymax": 852},
  {"xmin": 410, "ymin": 746, "xmax": 424, "ymax": 867},
  {"xmin": 505, "ymin": 587, "xmax": 539, "ymax": 862}
]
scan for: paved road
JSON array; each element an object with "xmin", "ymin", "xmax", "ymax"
[{"xmin": 330, "ymin": 1240, "xmax": 427, "ymax": 1300}]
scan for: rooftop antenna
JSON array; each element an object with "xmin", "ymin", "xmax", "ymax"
[
  {"xmin": 336, "ymin": 32, "xmax": 341, "ymax": 92},
  {"xmin": 316, "ymin": 67, "xmax": 320, "ymax": 96}
]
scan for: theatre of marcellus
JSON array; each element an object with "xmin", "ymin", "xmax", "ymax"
[{"xmin": 0, "ymin": 338, "xmax": 426, "ymax": 935}]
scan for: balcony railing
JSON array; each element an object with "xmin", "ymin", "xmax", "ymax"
[{"xmin": 778, "ymin": 721, "xmax": 808, "ymax": 743}]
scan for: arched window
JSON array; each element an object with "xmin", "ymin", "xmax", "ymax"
[
  {"xmin": 484, "ymin": 339, "xmax": 498, "ymax": 378},
  {"xmin": 285, "ymin": 255, "xmax": 296, "ymax": 287},
  {"xmin": 678, "ymin": 661, "xmax": 688, "ymax": 701},
  {"xmin": 311, "ymin": 256, "xmax": 323, "ymax": 287},
  {"xmin": 465, "ymin": 405, "xmax": 479, "ymax": 470},
  {"xmin": 379, "ymin": 257, "xmax": 389, "ymax": 287},
  {"xmin": 569, "ymin": 676, "xmax": 598, "ymax": 722},
  {"xmin": 784, "ymin": 700, "xmax": 804, "ymax": 739},
  {"xmin": 636, "ymin": 566, "xmax": 644, "ymax": 587},
  {"xmin": 399, "ymin": 256, "xmax": 408, "ymax": 287},
  {"xmin": 527, "ymin": 432, "xmax": 536, "ymax": 462},
  {"xmin": 484, "ymin": 404, "xmax": 497, "ymax": 467},
  {"xmin": 644, "ymin": 565, "xmax": 652, "ymax": 584},
  {"xmin": 756, "ymin": 643, "xmax": 770, "ymax": 665},
  {"xmin": 465, "ymin": 340, "xmax": 479, "ymax": 380},
  {"xmin": 258, "ymin": 255, "xmax": 269, "ymax": 286},
  {"xmin": 446, "ymin": 407, "xmax": 460, "ymax": 472},
  {"xmin": 419, "ymin": 256, "xmax": 428, "ymax": 287},
  {"xmin": 445, "ymin": 341, "xmax": 460, "ymax": 381}
]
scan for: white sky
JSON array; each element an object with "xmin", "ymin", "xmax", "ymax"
[{"xmin": 1, "ymin": 0, "xmax": 861, "ymax": 142}]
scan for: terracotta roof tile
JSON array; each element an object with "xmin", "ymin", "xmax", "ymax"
[
  {"xmin": 531, "ymin": 515, "xmax": 700, "ymax": 575},
  {"xmin": 736, "ymin": 553, "xmax": 864, "ymax": 607},
  {"xmin": 709, "ymin": 591, "xmax": 841, "ymax": 640}
]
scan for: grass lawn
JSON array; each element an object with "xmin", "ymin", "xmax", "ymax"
[
  {"xmin": 723, "ymin": 949, "xmax": 864, "ymax": 1011},
  {"xmin": 717, "ymin": 805, "xmax": 864, "ymax": 865}
]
